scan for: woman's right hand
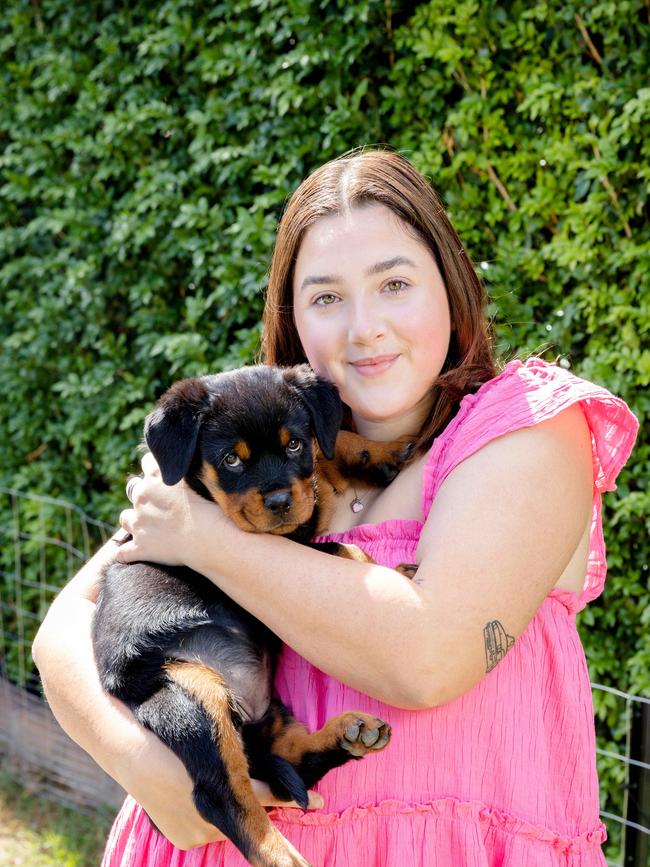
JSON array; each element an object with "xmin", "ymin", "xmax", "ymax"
[{"xmin": 32, "ymin": 539, "xmax": 323, "ymax": 853}]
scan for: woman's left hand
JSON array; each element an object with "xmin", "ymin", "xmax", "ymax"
[{"xmin": 116, "ymin": 452, "xmax": 225, "ymax": 569}]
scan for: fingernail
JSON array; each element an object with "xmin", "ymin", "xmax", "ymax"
[{"xmin": 308, "ymin": 793, "xmax": 324, "ymax": 810}]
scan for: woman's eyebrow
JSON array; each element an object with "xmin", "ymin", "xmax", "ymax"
[{"xmin": 299, "ymin": 256, "xmax": 417, "ymax": 291}]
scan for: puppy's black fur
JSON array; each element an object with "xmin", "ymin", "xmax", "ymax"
[{"xmin": 93, "ymin": 365, "xmax": 404, "ymax": 867}]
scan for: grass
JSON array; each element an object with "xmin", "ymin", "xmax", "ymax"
[{"xmin": 0, "ymin": 771, "xmax": 115, "ymax": 867}]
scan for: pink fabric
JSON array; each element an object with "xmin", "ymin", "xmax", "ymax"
[{"xmin": 102, "ymin": 358, "xmax": 638, "ymax": 866}]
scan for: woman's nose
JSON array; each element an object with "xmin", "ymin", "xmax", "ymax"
[{"xmin": 347, "ymin": 299, "xmax": 385, "ymax": 345}]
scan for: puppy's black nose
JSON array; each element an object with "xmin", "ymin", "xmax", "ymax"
[{"xmin": 263, "ymin": 489, "xmax": 292, "ymax": 515}]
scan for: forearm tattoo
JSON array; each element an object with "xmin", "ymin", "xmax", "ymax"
[{"xmin": 484, "ymin": 620, "xmax": 515, "ymax": 672}]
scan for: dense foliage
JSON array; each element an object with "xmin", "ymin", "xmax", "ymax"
[{"xmin": 1, "ymin": 0, "xmax": 648, "ymax": 852}]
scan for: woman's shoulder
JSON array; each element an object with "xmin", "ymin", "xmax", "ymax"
[{"xmin": 421, "ymin": 357, "xmax": 638, "ymax": 513}]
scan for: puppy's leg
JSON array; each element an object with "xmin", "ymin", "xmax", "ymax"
[
  {"xmin": 306, "ymin": 542, "xmax": 419, "ymax": 581},
  {"xmin": 312, "ymin": 433, "xmax": 414, "ymax": 531},
  {"xmin": 305, "ymin": 540, "xmax": 376, "ymax": 563},
  {"xmin": 325, "ymin": 430, "xmax": 415, "ymax": 487},
  {"xmin": 244, "ymin": 701, "xmax": 391, "ymax": 793},
  {"xmin": 140, "ymin": 661, "xmax": 310, "ymax": 867}
]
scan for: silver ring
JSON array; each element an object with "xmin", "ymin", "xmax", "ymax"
[{"xmin": 125, "ymin": 476, "xmax": 141, "ymax": 503}]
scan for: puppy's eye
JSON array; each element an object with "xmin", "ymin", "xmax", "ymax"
[
  {"xmin": 224, "ymin": 453, "xmax": 242, "ymax": 468},
  {"xmin": 286, "ymin": 439, "xmax": 303, "ymax": 455}
]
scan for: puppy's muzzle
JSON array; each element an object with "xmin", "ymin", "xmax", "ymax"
[{"xmin": 262, "ymin": 488, "xmax": 293, "ymax": 515}]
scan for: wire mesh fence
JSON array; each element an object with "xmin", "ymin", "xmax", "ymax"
[
  {"xmin": 593, "ymin": 683, "xmax": 650, "ymax": 867},
  {"xmin": 0, "ymin": 487, "xmax": 648, "ymax": 863},
  {"xmin": 0, "ymin": 486, "xmax": 124, "ymax": 812},
  {"xmin": 0, "ymin": 486, "xmax": 113, "ymax": 691}
]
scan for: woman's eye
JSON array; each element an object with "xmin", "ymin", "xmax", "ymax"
[
  {"xmin": 314, "ymin": 293, "xmax": 338, "ymax": 306},
  {"xmin": 384, "ymin": 279, "xmax": 407, "ymax": 293},
  {"xmin": 286, "ymin": 439, "xmax": 303, "ymax": 455},
  {"xmin": 224, "ymin": 453, "xmax": 242, "ymax": 468}
]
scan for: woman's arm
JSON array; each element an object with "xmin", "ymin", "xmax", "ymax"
[
  {"xmin": 32, "ymin": 541, "xmax": 322, "ymax": 851},
  {"xmin": 119, "ymin": 405, "xmax": 593, "ymax": 710}
]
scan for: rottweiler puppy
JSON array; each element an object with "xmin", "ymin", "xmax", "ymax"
[{"xmin": 93, "ymin": 364, "xmax": 414, "ymax": 867}]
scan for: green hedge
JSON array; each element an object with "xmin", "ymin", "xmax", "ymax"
[{"xmin": 1, "ymin": 0, "xmax": 648, "ymax": 853}]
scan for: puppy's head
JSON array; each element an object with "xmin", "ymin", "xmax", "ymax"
[{"xmin": 144, "ymin": 365, "xmax": 341, "ymax": 535}]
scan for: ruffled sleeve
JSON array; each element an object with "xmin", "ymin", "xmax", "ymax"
[{"xmin": 421, "ymin": 357, "xmax": 639, "ymax": 608}]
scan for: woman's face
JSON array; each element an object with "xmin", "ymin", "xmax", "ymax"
[{"xmin": 292, "ymin": 203, "xmax": 451, "ymax": 440}]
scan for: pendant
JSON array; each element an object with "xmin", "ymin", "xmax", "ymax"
[{"xmin": 350, "ymin": 497, "xmax": 365, "ymax": 513}]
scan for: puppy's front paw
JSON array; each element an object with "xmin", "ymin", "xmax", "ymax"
[
  {"xmin": 388, "ymin": 436, "xmax": 416, "ymax": 471},
  {"xmin": 366, "ymin": 437, "xmax": 415, "ymax": 486},
  {"xmin": 337, "ymin": 713, "xmax": 391, "ymax": 758}
]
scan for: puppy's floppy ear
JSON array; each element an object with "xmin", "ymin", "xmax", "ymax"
[
  {"xmin": 144, "ymin": 378, "xmax": 210, "ymax": 485},
  {"xmin": 284, "ymin": 365, "xmax": 342, "ymax": 460}
]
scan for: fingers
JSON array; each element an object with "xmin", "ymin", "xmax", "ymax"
[
  {"xmin": 111, "ymin": 528, "xmax": 131, "ymax": 544},
  {"xmin": 125, "ymin": 475, "xmax": 140, "ymax": 503},
  {"xmin": 141, "ymin": 451, "xmax": 160, "ymax": 476},
  {"xmin": 119, "ymin": 507, "xmax": 134, "ymax": 534},
  {"xmin": 123, "ymin": 454, "xmax": 160, "ymax": 506},
  {"xmin": 115, "ymin": 507, "xmax": 138, "ymax": 562},
  {"xmin": 123, "ymin": 453, "xmax": 159, "ymax": 504},
  {"xmin": 306, "ymin": 790, "xmax": 325, "ymax": 810}
]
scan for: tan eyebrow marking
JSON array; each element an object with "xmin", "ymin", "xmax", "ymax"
[
  {"xmin": 299, "ymin": 256, "xmax": 417, "ymax": 292},
  {"xmin": 234, "ymin": 440, "xmax": 251, "ymax": 460}
]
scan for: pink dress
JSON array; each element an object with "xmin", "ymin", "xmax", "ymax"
[{"xmin": 102, "ymin": 358, "xmax": 638, "ymax": 867}]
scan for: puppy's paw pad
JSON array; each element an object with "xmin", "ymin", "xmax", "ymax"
[{"xmin": 339, "ymin": 714, "xmax": 391, "ymax": 757}]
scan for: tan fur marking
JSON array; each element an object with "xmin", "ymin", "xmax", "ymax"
[
  {"xmin": 199, "ymin": 462, "xmax": 255, "ymax": 531},
  {"xmin": 334, "ymin": 543, "xmax": 375, "ymax": 563},
  {"xmin": 269, "ymin": 719, "xmax": 316, "ymax": 764},
  {"xmin": 317, "ymin": 431, "xmax": 413, "ymax": 489},
  {"xmin": 234, "ymin": 440, "xmax": 251, "ymax": 461},
  {"xmin": 279, "ymin": 427, "xmax": 291, "ymax": 447},
  {"xmin": 287, "ymin": 478, "xmax": 317, "ymax": 527},
  {"xmin": 199, "ymin": 461, "xmax": 222, "ymax": 499},
  {"xmin": 163, "ymin": 661, "xmax": 250, "ymax": 785},
  {"xmin": 333, "ymin": 430, "xmax": 413, "ymax": 465},
  {"xmin": 163, "ymin": 660, "xmax": 306, "ymax": 865},
  {"xmin": 313, "ymin": 476, "xmax": 337, "ymax": 535},
  {"xmin": 234, "ymin": 486, "xmax": 312, "ymax": 535}
]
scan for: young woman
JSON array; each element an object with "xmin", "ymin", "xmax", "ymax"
[{"xmin": 33, "ymin": 150, "xmax": 638, "ymax": 866}]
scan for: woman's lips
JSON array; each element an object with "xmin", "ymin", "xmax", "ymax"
[{"xmin": 349, "ymin": 354, "xmax": 399, "ymax": 376}]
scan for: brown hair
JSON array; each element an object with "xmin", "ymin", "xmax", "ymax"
[{"xmin": 261, "ymin": 148, "xmax": 499, "ymax": 453}]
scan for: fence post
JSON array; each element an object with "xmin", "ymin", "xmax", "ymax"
[{"xmin": 623, "ymin": 701, "xmax": 650, "ymax": 866}]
